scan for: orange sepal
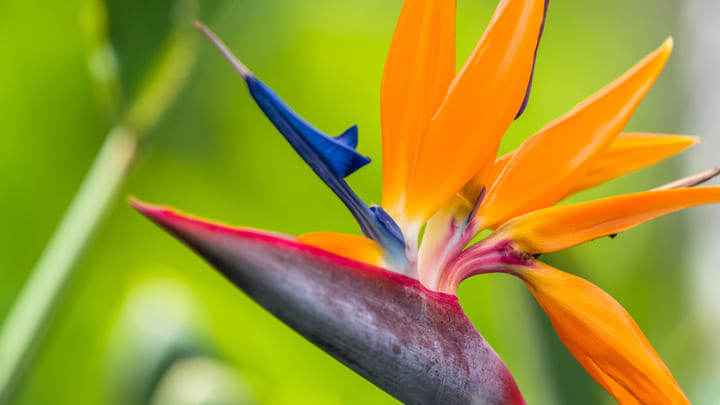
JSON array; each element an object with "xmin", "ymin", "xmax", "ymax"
[
  {"xmin": 517, "ymin": 262, "xmax": 688, "ymax": 404},
  {"xmin": 497, "ymin": 186, "xmax": 720, "ymax": 254},
  {"xmin": 298, "ymin": 232, "xmax": 384, "ymax": 267},
  {"xmin": 477, "ymin": 39, "xmax": 674, "ymax": 230},
  {"xmin": 380, "ymin": 0, "xmax": 456, "ymax": 218},
  {"xmin": 570, "ymin": 133, "xmax": 698, "ymax": 193},
  {"xmin": 401, "ymin": 0, "xmax": 545, "ymax": 226}
]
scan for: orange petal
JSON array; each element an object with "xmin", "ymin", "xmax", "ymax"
[
  {"xmin": 380, "ymin": 0, "xmax": 456, "ymax": 218},
  {"xmin": 584, "ymin": 360, "xmax": 642, "ymax": 405},
  {"xmin": 570, "ymin": 133, "xmax": 698, "ymax": 193},
  {"xmin": 401, "ymin": 0, "xmax": 545, "ymax": 226},
  {"xmin": 297, "ymin": 232, "xmax": 384, "ymax": 267},
  {"xmin": 477, "ymin": 39, "xmax": 674, "ymax": 230},
  {"xmin": 517, "ymin": 262, "xmax": 688, "ymax": 404},
  {"xmin": 496, "ymin": 187, "xmax": 720, "ymax": 253}
]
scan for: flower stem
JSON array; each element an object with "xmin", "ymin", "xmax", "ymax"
[
  {"xmin": 0, "ymin": 1, "xmax": 198, "ymax": 398},
  {"xmin": 0, "ymin": 126, "xmax": 137, "ymax": 402}
]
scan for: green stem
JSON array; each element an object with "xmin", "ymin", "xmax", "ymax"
[{"xmin": 0, "ymin": 126, "xmax": 137, "ymax": 402}]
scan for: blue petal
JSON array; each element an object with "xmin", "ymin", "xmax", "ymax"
[
  {"xmin": 247, "ymin": 77, "xmax": 369, "ymax": 178},
  {"xmin": 335, "ymin": 125, "xmax": 359, "ymax": 150},
  {"xmin": 244, "ymin": 75, "xmax": 407, "ymax": 266},
  {"xmin": 194, "ymin": 21, "xmax": 408, "ymax": 267},
  {"xmin": 370, "ymin": 206, "xmax": 405, "ymax": 246}
]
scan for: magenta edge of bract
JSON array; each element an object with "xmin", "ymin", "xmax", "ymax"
[{"xmin": 129, "ymin": 197, "xmax": 460, "ymax": 306}]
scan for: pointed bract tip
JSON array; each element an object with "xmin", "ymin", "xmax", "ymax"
[
  {"xmin": 128, "ymin": 197, "xmax": 185, "ymax": 228},
  {"xmin": 129, "ymin": 196, "xmax": 163, "ymax": 216},
  {"xmin": 194, "ymin": 20, "xmax": 251, "ymax": 78},
  {"xmin": 129, "ymin": 197, "xmax": 212, "ymax": 233}
]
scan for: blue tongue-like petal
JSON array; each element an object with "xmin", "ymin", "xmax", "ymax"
[
  {"xmin": 244, "ymin": 75, "xmax": 406, "ymax": 266},
  {"xmin": 194, "ymin": 21, "xmax": 407, "ymax": 269},
  {"xmin": 370, "ymin": 205, "xmax": 404, "ymax": 244},
  {"xmin": 247, "ymin": 78, "xmax": 369, "ymax": 179},
  {"xmin": 335, "ymin": 125, "xmax": 359, "ymax": 149}
]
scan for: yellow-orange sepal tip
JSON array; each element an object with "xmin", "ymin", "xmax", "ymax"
[
  {"xmin": 297, "ymin": 232, "xmax": 385, "ymax": 267},
  {"xmin": 380, "ymin": 0, "xmax": 456, "ymax": 217},
  {"xmin": 476, "ymin": 38, "xmax": 674, "ymax": 230},
  {"xmin": 401, "ymin": 0, "xmax": 546, "ymax": 225},
  {"xmin": 516, "ymin": 262, "xmax": 689, "ymax": 404},
  {"xmin": 497, "ymin": 186, "xmax": 720, "ymax": 254},
  {"xmin": 570, "ymin": 133, "xmax": 698, "ymax": 193}
]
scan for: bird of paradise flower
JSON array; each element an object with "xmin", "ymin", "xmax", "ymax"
[{"xmin": 131, "ymin": 1, "xmax": 720, "ymax": 403}]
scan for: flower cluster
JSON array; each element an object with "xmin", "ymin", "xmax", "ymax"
[{"xmin": 135, "ymin": 1, "xmax": 720, "ymax": 403}]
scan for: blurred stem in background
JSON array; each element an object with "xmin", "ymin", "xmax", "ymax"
[
  {"xmin": 0, "ymin": 0, "xmax": 197, "ymax": 401},
  {"xmin": 683, "ymin": 0, "xmax": 720, "ymax": 402}
]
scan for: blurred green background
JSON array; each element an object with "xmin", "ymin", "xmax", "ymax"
[{"xmin": 1, "ymin": 0, "xmax": 715, "ymax": 403}]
